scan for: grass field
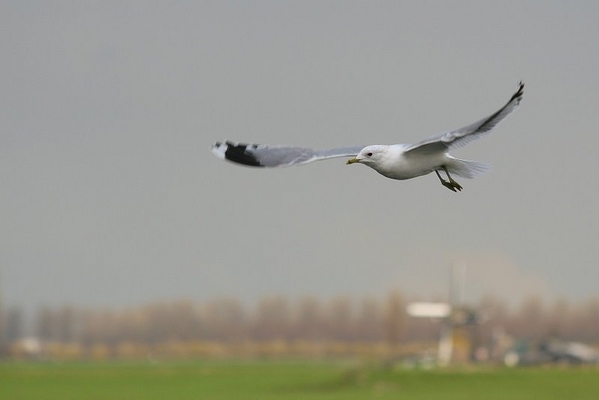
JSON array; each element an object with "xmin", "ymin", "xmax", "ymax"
[{"xmin": 1, "ymin": 360, "xmax": 598, "ymax": 399}]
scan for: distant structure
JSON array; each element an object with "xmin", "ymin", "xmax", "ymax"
[{"xmin": 406, "ymin": 265, "xmax": 484, "ymax": 366}]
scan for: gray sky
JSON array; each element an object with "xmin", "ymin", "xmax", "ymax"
[{"xmin": 2, "ymin": 1, "xmax": 598, "ymax": 313}]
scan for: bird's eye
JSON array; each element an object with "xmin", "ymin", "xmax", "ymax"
[{"xmin": 366, "ymin": 152, "xmax": 373, "ymax": 157}]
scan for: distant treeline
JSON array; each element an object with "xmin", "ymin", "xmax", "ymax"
[{"xmin": 2, "ymin": 292, "xmax": 599, "ymax": 346}]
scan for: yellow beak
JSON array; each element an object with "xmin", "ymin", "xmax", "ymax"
[{"xmin": 346, "ymin": 158, "xmax": 360, "ymax": 165}]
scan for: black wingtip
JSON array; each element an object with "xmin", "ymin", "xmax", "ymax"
[
  {"xmin": 511, "ymin": 81, "xmax": 525, "ymax": 102},
  {"xmin": 212, "ymin": 141, "xmax": 264, "ymax": 167}
]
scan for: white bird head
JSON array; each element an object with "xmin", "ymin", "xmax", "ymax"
[{"xmin": 346, "ymin": 145, "xmax": 388, "ymax": 166}]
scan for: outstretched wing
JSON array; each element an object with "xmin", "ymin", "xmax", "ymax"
[
  {"xmin": 405, "ymin": 81, "xmax": 524, "ymax": 155},
  {"xmin": 211, "ymin": 141, "xmax": 365, "ymax": 167}
]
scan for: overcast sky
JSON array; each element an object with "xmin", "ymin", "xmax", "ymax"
[{"xmin": 2, "ymin": 1, "xmax": 598, "ymax": 314}]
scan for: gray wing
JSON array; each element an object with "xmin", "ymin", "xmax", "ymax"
[
  {"xmin": 211, "ymin": 141, "xmax": 364, "ymax": 167},
  {"xmin": 405, "ymin": 82, "xmax": 524, "ymax": 155}
]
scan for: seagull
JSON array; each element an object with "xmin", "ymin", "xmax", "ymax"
[{"xmin": 211, "ymin": 82, "xmax": 524, "ymax": 192}]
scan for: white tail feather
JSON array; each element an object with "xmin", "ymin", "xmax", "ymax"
[{"xmin": 447, "ymin": 158, "xmax": 491, "ymax": 179}]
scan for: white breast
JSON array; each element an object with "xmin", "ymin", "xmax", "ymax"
[{"xmin": 371, "ymin": 145, "xmax": 447, "ymax": 180}]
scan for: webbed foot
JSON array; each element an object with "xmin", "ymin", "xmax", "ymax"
[{"xmin": 437, "ymin": 166, "xmax": 463, "ymax": 192}]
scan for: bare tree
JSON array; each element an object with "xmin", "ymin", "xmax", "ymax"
[
  {"xmin": 36, "ymin": 306, "xmax": 54, "ymax": 341},
  {"xmin": 546, "ymin": 297, "xmax": 570, "ymax": 338},
  {"xmin": 384, "ymin": 290, "xmax": 406, "ymax": 345},
  {"xmin": 200, "ymin": 297, "xmax": 246, "ymax": 341},
  {"xmin": 293, "ymin": 296, "xmax": 324, "ymax": 340},
  {"xmin": 356, "ymin": 296, "xmax": 383, "ymax": 341},
  {"xmin": 326, "ymin": 296, "xmax": 354, "ymax": 341},
  {"xmin": 253, "ymin": 295, "xmax": 290, "ymax": 340},
  {"xmin": 511, "ymin": 294, "xmax": 546, "ymax": 339},
  {"xmin": 4, "ymin": 307, "xmax": 24, "ymax": 342}
]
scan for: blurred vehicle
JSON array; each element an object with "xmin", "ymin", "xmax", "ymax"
[{"xmin": 504, "ymin": 339, "xmax": 599, "ymax": 366}]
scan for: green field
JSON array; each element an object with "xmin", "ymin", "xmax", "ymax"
[{"xmin": 1, "ymin": 361, "xmax": 598, "ymax": 399}]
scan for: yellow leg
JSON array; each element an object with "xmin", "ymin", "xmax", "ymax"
[{"xmin": 435, "ymin": 167, "xmax": 463, "ymax": 192}]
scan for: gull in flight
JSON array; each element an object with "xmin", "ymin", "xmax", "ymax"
[{"xmin": 211, "ymin": 82, "xmax": 524, "ymax": 192}]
